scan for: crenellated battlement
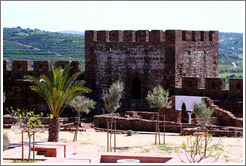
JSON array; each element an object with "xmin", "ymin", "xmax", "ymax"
[
  {"xmin": 85, "ymin": 30, "xmax": 218, "ymax": 43},
  {"xmin": 178, "ymin": 76, "xmax": 243, "ymax": 101},
  {"xmin": 3, "ymin": 60, "xmax": 82, "ymax": 79},
  {"xmin": 182, "ymin": 30, "xmax": 218, "ymax": 42}
]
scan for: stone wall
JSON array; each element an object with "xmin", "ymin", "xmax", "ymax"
[
  {"xmin": 176, "ymin": 31, "xmax": 218, "ymax": 88},
  {"xmin": 84, "ymin": 29, "xmax": 218, "ymax": 98},
  {"xmin": 176, "ymin": 77, "xmax": 243, "ymax": 101}
]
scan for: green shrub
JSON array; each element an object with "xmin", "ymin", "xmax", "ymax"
[
  {"xmin": 3, "ymin": 133, "xmax": 10, "ymax": 151},
  {"xmin": 127, "ymin": 130, "xmax": 133, "ymax": 136}
]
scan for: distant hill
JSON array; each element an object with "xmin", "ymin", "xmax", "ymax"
[
  {"xmin": 3, "ymin": 27, "xmax": 85, "ymax": 63},
  {"xmin": 58, "ymin": 30, "xmax": 84, "ymax": 36}
]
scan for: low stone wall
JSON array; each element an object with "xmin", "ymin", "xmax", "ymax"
[
  {"xmin": 203, "ymin": 98, "xmax": 243, "ymax": 128},
  {"xmin": 94, "ymin": 111, "xmax": 199, "ymax": 133},
  {"xmin": 213, "ymin": 100, "xmax": 243, "ymax": 118},
  {"xmin": 180, "ymin": 127, "xmax": 243, "ymax": 137}
]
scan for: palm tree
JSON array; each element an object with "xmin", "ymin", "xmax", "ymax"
[
  {"xmin": 24, "ymin": 62, "xmax": 91, "ymax": 142},
  {"xmin": 102, "ymin": 81, "xmax": 124, "ymax": 151},
  {"xmin": 69, "ymin": 96, "xmax": 96, "ymax": 142}
]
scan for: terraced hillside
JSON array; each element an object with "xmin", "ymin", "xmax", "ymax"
[{"xmin": 3, "ymin": 27, "xmax": 84, "ymax": 64}]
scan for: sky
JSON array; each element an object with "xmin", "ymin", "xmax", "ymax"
[{"xmin": 1, "ymin": 1, "xmax": 245, "ymax": 33}]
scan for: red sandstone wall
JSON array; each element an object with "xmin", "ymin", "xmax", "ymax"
[
  {"xmin": 176, "ymin": 77, "xmax": 243, "ymax": 101},
  {"xmin": 85, "ymin": 30, "xmax": 167, "ymax": 98},
  {"xmin": 203, "ymin": 98, "xmax": 243, "ymax": 127},
  {"xmin": 3, "ymin": 60, "xmax": 82, "ymax": 114},
  {"xmin": 175, "ymin": 31, "xmax": 219, "ymax": 88}
]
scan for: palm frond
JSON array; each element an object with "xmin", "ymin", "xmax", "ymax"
[{"xmin": 24, "ymin": 62, "xmax": 91, "ymax": 117}]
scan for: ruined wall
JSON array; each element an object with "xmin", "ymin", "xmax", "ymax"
[
  {"xmin": 176, "ymin": 77, "xmax": 243, "ymax": 117},
  {"xmin": 85, "ymin": 29, "xmax": 219, "ymax": 98},
  {"xmin": 3, "ymin": 60, "xmax": 82, "ymax": 114}
]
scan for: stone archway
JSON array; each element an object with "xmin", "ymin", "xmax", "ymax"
[
  {"xmin": 175, "ymin": 95, "xmax": 204, "ymax": 124},
  {"xmin": 132, "ymin": 77, "xmax": 141, "ymax": 99}
]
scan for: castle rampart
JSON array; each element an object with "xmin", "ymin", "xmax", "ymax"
[{"xmin": 3, "ymin": 60, "xmax": 82, "ymax": 79}]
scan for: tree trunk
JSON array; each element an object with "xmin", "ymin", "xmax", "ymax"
[
  {"xmin": 48, "ymin": 117, "xmax": 60, "ymax": 142},
  {"xmin": 28, "ymin": 131, "xmax": 31, "ymax": 161},
  {"xmin": 158, "ymin": 109, "xmax": 161, "ymax": 144},
  {"xmin": 73, "ymin": 111, "xmax": 80, "ymax": 142}
]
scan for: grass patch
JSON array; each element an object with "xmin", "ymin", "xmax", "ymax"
[
  {"xmin": 13, "ymin": 159, "xmax": 35, "ymax": 163},
  {"xmin": 157, "ymin": 145, "xmax": 180, "ymax": 154},
  {"xmin": 80, "ymin": 142, "xmax": 93, "ymax": 145},
  {"xmin": 141, "ymin": 148, "xmax": 151, "ymax": 153},
  {"xmin": 59, "ymin": 139, "xmax": 67, "ymax": 142}
]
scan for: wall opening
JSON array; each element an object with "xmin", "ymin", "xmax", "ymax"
[
  {"xmin": 132, "ymin": 77, "xmax": 141, "ymax": 99},
  {"xmin": 181, "ymin": 103, "xmax": 188, "ymax": 123}
]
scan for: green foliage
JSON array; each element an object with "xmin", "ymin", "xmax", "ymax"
[
  {"xmin": 193, "ymin": 101, "xmax": 213, "ymax": 128},
  {"xmin": 146, "ymin": 85, "xmax": 172, "ymax": 111},
  {"xmin": 9, "ymin": 108, "xmax": 44, "ymax": 132},
  {"xmin": 3, "ymin": 133, "xmax": 10, "ymax": 151},
  {"xmin": 126, "ymin": 130, "xmax": 133, "ymax": 136},
  {"xmin": 157, "ymin": 145, "xmax": 180, "ymax": 154},
  {"xmin": 13, "ymin": 159, "xmax": 34, "ymax": 163},
  {"xmin": 219, "ymin": 32, "xmax": 243, "ymax": 59},
  {"xmin": 103, "ymin": 81, "xmax": 124, "ymax": 113},
  {"xmin": 69, "ymin": 95, "xmax": 96, "ymax": 114},
  {"xmin": 24, "ymin": 62, "xmax": 91, "ymax": 118},
  {"xmin": 3, "ymin": 27, "xmax": 85, "ymax": 65}
]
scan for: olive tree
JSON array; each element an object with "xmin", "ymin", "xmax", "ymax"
[
  {"xmin": 146, "ymin": 85, "xmax": 172, "ymax": 144},
  {"xmin": 102, "ymin": 81, "xmax": 124, "ymax": 151},
  {"xmin": 69, "ymin": 96, "xmax": 96, "ymax": 142},
  {"xmin": 193, "ymin": 101, "xmax": 213, "ymax": 131}
]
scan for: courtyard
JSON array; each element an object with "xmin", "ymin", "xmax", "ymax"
[{"xmin": 2, "ymin": 127, "xmax": 244, "ymax": 164}]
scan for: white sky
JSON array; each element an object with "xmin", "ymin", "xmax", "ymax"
[{"xmin": 1, "ymin": 1, "xmax": 245, "ymax": 33}]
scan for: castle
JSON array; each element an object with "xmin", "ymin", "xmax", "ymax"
[
  {"xmin": 3, "ymin": 29, "xmax": 243, "ymax": 120},
  {"xmin": 84, "ymin": 30, "xmax": 219, "ymax": 98}
]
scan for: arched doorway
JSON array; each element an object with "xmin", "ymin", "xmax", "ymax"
[
  {"xmin": 181, "ymin": 103, "xmax": 188, "ymax": 123},
  {"xmin": 132, "ymin": 77, "xmax": 141, "ymax": 99}
]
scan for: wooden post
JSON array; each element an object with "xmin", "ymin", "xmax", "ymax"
[
  {"xmin": 204, "ymin": 129, "xmax": 208, "ymax": 157},
  {"xmin": 114, "ymin": 120, "xmax": 116, "ymax": 152},
  {"xmin": 107, "ymin": 120, "xmax": 109, "ymax": 152},
  {"xmin": 22, "ymin": 131, "xmax": 24, "ymax": 161},
  {"xmin": 195, "ymin": 128, "xmax": 199, "ymax": 155},
  {"xmin": 155, "ymin": 115, "xmax": 157, "ymax": 145},
  {"xmin": 158, "ymin": 114, "xmax": 160, "ymax": 145},
  {"xmin": 33, "ymin": 131, "xmax": 35, "ymax": 162},
  {"xmin": 163, "ymin": 115, "xmax": 165, "ymax": 145}
]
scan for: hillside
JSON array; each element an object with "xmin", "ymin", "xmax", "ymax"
[
  {"xmin": 3, "ymin": 27, "xmax": 84, "ymax": 62},
  {"xmin": 3, "ymin": 27, "xmax": 243, "ymax": 85}
]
